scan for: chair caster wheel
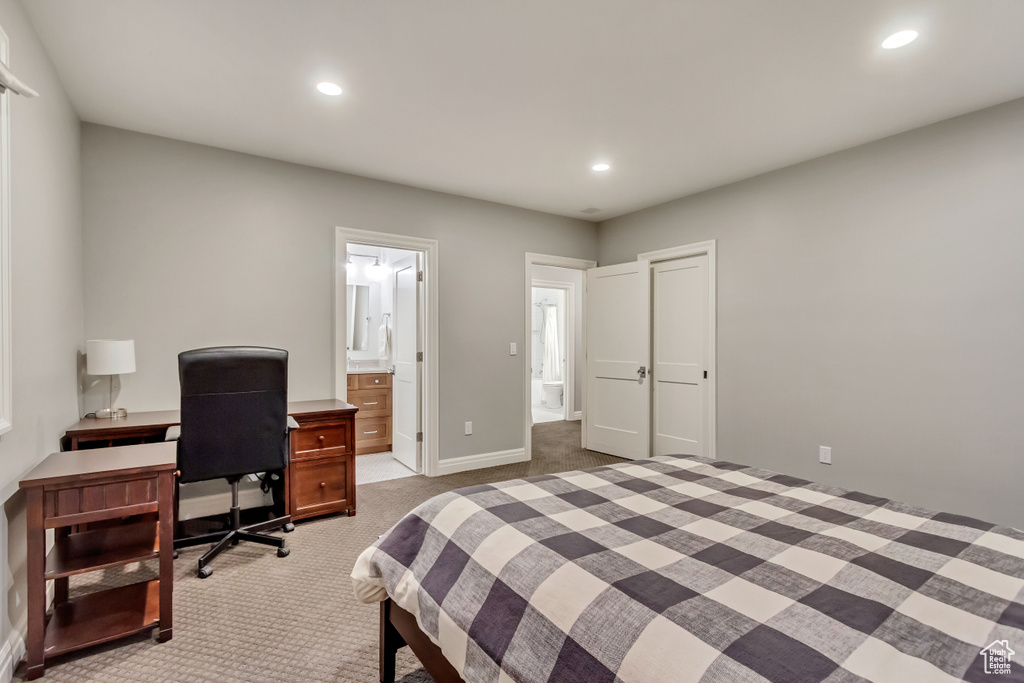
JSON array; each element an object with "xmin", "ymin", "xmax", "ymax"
[
  {"xmin": 283, "ymin": 523, "xmax": 295, "ymax": 533},
  {"xmin": 277, "ymin": 547, "xmax": 290, "ymax": 558},
  {"xmin": 197, "ymin": 566, "xmax": 212, "ymax": 579},
  {"xmin": 173, "ymin": 550, "xmax": 179, "ymax": 559}
]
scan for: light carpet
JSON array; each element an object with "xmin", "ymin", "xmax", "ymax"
[{"xmin": 20, "ymin": 421, "xmax": 622, "ymax": 682}]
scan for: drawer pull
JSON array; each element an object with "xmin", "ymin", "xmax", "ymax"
[
  {"xmin": 364, "ymin": 430, "xmax": 378, "ymax": 435},
  {"xmin": 320, "ymin": 482, "xmax": 326, "ymax": 488},
  {"xmin": 374, "ymin": 379, "xmax": 380, "ymax": 383},
  {"xmin": 363, "ymin": 401, "xmax": 378, "ymax": 405},
  {"xmin": 318, "ymin": 435, "xmax": 325, "ymax": 442}
]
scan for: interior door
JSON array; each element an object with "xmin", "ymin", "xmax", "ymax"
[
  {"xmin": 585, "ymin": 260, "xmax": 650, "ymax": 459},
  {"xmin": 652, "ymin": 255, "xmax": 708, "ymax": 457},
  {"xmin": 392, "ymin": 253, "xmax": 421, "ymax": 472}
]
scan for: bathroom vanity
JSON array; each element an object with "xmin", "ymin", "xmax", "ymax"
[{"xmin": 347, "ymin": 371, "xmax": 393, "ymax": 455}]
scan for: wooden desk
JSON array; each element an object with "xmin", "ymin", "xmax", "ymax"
[
  {"xmin": 62, "ymin": 411, "xmax": 181, "ymax": 451},
  {"xmin": 63, "ymin": 400, "xmax": 360, "ymax": 519},
  {"xmin": 19, "ymin": 442, "xmax": 177, "ymax": 680}
]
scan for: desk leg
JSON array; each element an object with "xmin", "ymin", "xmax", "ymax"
[
  {"xmin": 53, "ymin": 528, "xmax": 70, "ymax": 606},
  {"xmin": 156, "ymin": 470, "xmax": 173, "ymax": 643},
  {"xmin": 25, "ymin": 487, "xmax": 45, "ymax": 680}
]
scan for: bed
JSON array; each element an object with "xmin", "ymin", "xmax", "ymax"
[{"xmin": 352, "ymin": 454, "xmax": 1024, "ymax": 682}]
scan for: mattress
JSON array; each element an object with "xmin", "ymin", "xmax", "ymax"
[{"xmin": 352, "ymin": 455, "xmax": 1024, "ymax": 682}]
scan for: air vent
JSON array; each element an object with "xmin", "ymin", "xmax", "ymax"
[{"xmin": 579, "ymin": 207, "xmax": 601, "ymax": 215}]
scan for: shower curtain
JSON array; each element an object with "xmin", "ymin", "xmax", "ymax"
[{"xmin": 541, "ymin": 305, "xmax": 562, "ymax": 383}]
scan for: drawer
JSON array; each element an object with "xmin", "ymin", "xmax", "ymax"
[
  {"xmin": 293, "ymin": 422, "xmax": 350, "ymax": 457},
  {"xmin": 357, "ymin": 373, "xmax": 392, "ymax": 390},
  {"xmin": 347, "ymin": 374, "xmax": 358, "ymax": 392},
  {"xmin": 354, "ymin": 416, "xmax": 391, "ymax": 454},
  {"xmin": 347, "ymin": 388, "xmax": 391, "ymax": 417},
  {"xmin": 291, "ymin": 456, "xmax": 352, "ymax": 518}
]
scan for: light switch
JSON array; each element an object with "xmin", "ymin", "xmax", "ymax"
[{"xmin": 509, "ymin": 342, "xmax": 517, "ymax": 356}]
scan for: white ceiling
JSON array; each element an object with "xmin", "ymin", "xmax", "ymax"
[{"xmin": 22, "ymin": 1, "xmax": 1024, "ymax": 221}]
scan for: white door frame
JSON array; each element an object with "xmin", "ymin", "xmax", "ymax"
[
  {"xmin": 524, "ymin": 253, "xmax": 596, "ymax": 462},
  {"xmin": 335, "ymin": 227, "xmax": 441, "ymax": 476},
  {"xmin": 530, "ymin": 279, "xmax": 574, "ymax": 422},
  {"xmin": 637, "ymin": 240, "xmax": 717, "ymax": 459}
]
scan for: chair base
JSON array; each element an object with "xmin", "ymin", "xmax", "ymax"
[{"xmin": 174, "ymin": 507, "xmax": 293, "ymax": 578}]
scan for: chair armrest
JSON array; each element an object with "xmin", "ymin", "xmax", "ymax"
[{"xmin": 164, "ymin": 425, "xmax": 181, "ymax": 441}]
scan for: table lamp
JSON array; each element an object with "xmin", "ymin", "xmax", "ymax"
[{"xmin": 86, "ymin": 339, "xmax": 136, "ymax": 419}]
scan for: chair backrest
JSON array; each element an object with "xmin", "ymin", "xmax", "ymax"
[{"xmin": 177, "ymin": 346, "xmax": 289, "ymax": 484}]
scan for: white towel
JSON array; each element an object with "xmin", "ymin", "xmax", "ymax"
[{"xmin": 379, "ymin": 319, "xmax": 392, "ymax": 359}]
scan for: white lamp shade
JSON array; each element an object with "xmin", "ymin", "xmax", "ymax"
[{"xmin": 86, "ymin": 339, "xmax": 136, "ymax": 375}]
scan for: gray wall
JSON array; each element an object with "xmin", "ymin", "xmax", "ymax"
[
  {"xmin": 599, "ymin": 97, "xmax": 1024, "ymax": 529},
  {"xmin": 81, "ymin": 125, "xmax": 597, "ymax": 461},
  {"xmin": 0, "ymin": 0, "xmax": 83, "ymax": 668}
]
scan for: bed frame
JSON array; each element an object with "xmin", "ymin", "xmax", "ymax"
[{"xmin": 380, "ymin": 598, "xmax": 465, "ymax": 683}]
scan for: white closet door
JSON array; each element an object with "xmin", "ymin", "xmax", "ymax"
[
  {"xmin": 652, "ymin": 255, "xmax": 708, "ymax": 457},
  {"xmin": 585, "ymin": 260, "xmax": 650, "ymax": 459},
  {"xmin": 392, "ymin": 253, "xmax": 421, "ymax": 472}
]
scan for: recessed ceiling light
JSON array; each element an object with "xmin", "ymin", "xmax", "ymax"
[
  {"xmin": 882, "ymin": 30, "xmax": 918, "ymax": 49},
  {"xmin": 316, "ymin": 81, "xmax": 343, "ymax": 96},
  {"xmin": 592, "ymin": 163, "xmax": 611, "ymax": 172}
]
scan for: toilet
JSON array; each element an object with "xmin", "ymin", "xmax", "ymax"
[{"xmin": 542, "ymin": 381, "xmax": 563, "ymax": 408}]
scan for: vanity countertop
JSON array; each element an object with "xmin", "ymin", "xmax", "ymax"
[{"xmin": 346, "ymin": 366, "xmax": 392, "ymax": 375}]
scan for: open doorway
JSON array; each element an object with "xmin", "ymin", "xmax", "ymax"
[
  {"xmin": 531, "ymin": 283, "xmax": 568, "ymax": 424},
  {"xmin": 524, "ymin": 254, "xmax": 596, "ymax": 464},
  {"xmin": 336, "ymin": 228, "xmax": 439, "ymax": 481},
  {"xmin": 345, "ymin": 244, "xmax": 418, "ymax": 483}
]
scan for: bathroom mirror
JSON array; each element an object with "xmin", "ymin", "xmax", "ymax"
[{"xmin": 346, "ymin": 284, "xmax": 370, "ymax": 351}]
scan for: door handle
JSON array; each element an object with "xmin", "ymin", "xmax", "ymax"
[{"xmin": 637, "ymin": 366, "xmax": 647, "ymax": 381}]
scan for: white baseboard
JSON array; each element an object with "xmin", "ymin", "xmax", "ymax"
[
  {"xmin": 572, "ymin": 411, "xmax": 582, "ymax": 421},
  {"xmin": 436, "ymin": 448, "xmax": 528, "ymax": 476},
  {"xmin": 0, "ymin": 581, "xmax": 35, "ymax": 683},
  {"xmin": 0, "ymin": 581, "xmax": 48, "ymax": 683},
  {"xmin": 178, "ymin": 486, "xmax": 272, "ymax": 520},
  {"xmin": 0, "ymin": 625, "xmax": 23, "ymax": 683}
]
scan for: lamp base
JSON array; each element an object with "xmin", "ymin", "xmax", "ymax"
[{"xmin": 94, "ymin": 407, "xmax": 128, "ymax": 419}]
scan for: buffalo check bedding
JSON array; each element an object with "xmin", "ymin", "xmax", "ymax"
[{"xmin": 352, "ymin": 455, "xmax": 1024, "ymax": 682}]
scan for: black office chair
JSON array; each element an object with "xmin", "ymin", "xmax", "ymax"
[{"xmin": 172, "ymin": 346, "xmax": 295, "ymax": 578}]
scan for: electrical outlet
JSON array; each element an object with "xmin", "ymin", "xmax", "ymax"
[
  {"xmin": 819, "ymin": 446, "xmax": 832, "ymax": 465},
  {"xmin": 465, "ymin": 421, "xmax": 473, "ymax": 435},
  {"xmin": 509, "ymin": 342, "xmax": 517, "ymax": 356}
]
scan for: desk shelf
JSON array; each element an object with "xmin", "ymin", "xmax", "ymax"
[
  {"xmin": 45, "ymin": 522, "xmax": 159, "ymax": 580},
  {"xmin": 44, "ymin": 580, "xmax": 161, "ymax": 658},
  {"xmin": 20, "ymin": 442, "xmax": 176, "ymax": 679}
]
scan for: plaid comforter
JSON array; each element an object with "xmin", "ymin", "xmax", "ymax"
[{"xmin": 352, "ymin": 455, "xmax": 1024, "ymax": 682}]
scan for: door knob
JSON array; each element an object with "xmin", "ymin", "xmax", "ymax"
[{"xmin": 637, "ymin": 366, "xmax": 647, "ymax": 380}]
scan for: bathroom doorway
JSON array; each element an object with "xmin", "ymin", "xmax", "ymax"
[
  {"xmin": 345, "ymin": 244, "xmax": 420, "ymax": 483},
  {"xmin": 524, "ymin": 254, "xmax": 595, "ymax": 464},
  {"xmin": 336, "ymin": 228, "xmax": 439, "ymax": 480},
  {"xmin": 531, "ymin": 284, "xmax": 568, "ymax": 424}
]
